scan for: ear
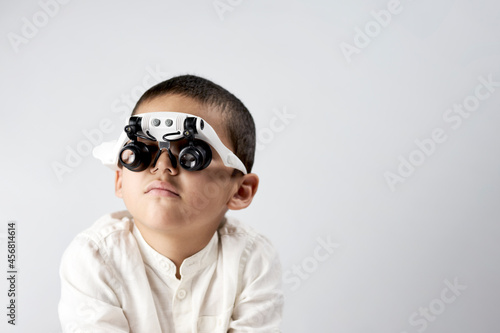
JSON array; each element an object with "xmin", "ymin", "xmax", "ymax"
[
  {"xmin": 115, "ymin": 169, "xmax": 123, "ymax": 198},
  {"xmin": 227, "ymin": 173, "xmax": 259, "ymax": 210}
]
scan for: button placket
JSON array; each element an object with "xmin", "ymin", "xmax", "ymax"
[
  {"xmin": 177, "ymin": 289, "xmax": 187, "ymax": 300},
  {"xmin": 171, "ymin": 280, "xmax": 192, "ymax": 332}
]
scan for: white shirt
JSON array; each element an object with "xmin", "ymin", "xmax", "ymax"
[{"xmin": 58, "ymin": 211, "xmax": 283, "ymax": 333}]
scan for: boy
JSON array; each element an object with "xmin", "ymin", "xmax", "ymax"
[{"xmin": 58, "ymin": 75, "xmax": 283, "ymax": 332}]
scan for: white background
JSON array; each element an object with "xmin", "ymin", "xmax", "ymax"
[{"xmin": 1, "ymin": 0, "xmax": 499, "ymax": 332}]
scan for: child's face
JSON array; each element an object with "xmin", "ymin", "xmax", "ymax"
[{"xmin": 115, "ymin": 94, "xmax": 242, "ymax": 235}]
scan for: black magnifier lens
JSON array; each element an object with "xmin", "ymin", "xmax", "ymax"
[
  {"xmin": 120, "ymin": 149, "xmax": 136, "ymax": 164},
  {"xmin": 179, "ymin": 140, "xmax": 212, "ymax": 171},
  {"xmin": 179, "ymin": 150, "xmax": 199, "ymax": 169},
  {"xmin": 119, "ymin": 142, "xmax": 152, "ymax": 172}
]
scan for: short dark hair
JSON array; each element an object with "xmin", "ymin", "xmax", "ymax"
[{"xmin": 132, "ymin": 75, "xmax": 256, "ymax": 173}]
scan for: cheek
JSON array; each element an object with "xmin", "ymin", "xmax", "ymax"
[
  {"xmin": 185, "ymin": 171, "xmax": 236, "ymax": 207},
  {"xmin": 121, "ymin": 173, "xmax": 143, "ymax": 201}
]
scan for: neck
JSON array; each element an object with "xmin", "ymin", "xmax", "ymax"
[{"xmin": 134, "ymin": 219, "xmax": 220, "ymax": 279}]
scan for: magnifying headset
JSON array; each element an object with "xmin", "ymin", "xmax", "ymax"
[{"xmin": 93, "ymin": 112, "xmax": 247, "ymax": 174}]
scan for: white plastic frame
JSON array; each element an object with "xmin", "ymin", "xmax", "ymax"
[{"xmin": 92, "ymin": 112, "xmax": 248, "ymax": 174}]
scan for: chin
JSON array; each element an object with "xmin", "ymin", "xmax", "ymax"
[{"xmin": 146, "ymin": 210, "xmax": 187, "ymax": 227}]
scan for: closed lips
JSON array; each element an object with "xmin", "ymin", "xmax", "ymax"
[{"xmin": 145, "ymin": 180, "xmax": 179, "ymax": 196}]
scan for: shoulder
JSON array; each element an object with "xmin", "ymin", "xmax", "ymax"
[
  {"xmin": 219, "ymin": 217, "xmax": 283, "ymax": 308},
  {"xmin": 61, "ymin": 210, "xmax": 136, "ymax": 266},
  {"xmin": 218, "ymin": 216, "xmax": 273, "ymax": 248},
  {"xmin": 59, "ymin": 211, "xmax": 140, "ymax": 311},
  {"xmin": 78, "ymin": 210, "xmax": 134, "ymax": 243},
  {"xmin": 218, "ymin": 216, "xmax": 280, "ymax": 269}
]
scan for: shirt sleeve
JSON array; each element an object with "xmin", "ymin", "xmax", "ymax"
[
  {"xmin": 228, "ymin": 234, "xmax": 284, "ymax": 333},
  {"xmin": 58, "ymin": 234, "xmax": 130, "ymax": 333}
]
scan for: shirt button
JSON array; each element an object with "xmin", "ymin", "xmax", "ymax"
[{"xmin": 177, "ymin": 289, "xmax": 187, "ymax": 300}]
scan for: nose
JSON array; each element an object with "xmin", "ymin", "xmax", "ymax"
[{"xmin": 150, "ymin": 148, "xmax": 179, "ymax": 175}]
